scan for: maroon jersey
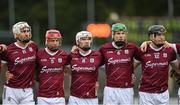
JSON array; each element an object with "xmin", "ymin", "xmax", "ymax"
[
  {"xmin": 135, "ymin": 45, "xmax": 176, "ymax": 93},
  {"xmin": 100, "ymin": 42, "xmax": 138, "ymax": 88},
  {"xmin": 37, "ymin": 48, "xmax": 68, "ymax": 98},
  {"xmin": 176, "ymin": 44, "xmax": 180, "ymax": 56},
  {"xmin": 2, "ymin": 42, "xmax": 38, "ymax": 88},
  {"xmin": 68, "ymin": 50, "xmax": 102, "ymax": 98}
]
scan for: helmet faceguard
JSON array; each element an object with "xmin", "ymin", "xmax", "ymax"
[
  {"xmin": 12, "ymin": 22, "xmax": 32, "ymax": 43},
  {"xmin": 148, "ymin": 25, "xmax": 166, "ymax": 47},
  {"xmin": 46, "ymin": 29, "xmax": 61, "ymax": 41},
  {"xmin": 148, "ymin": 25, "xmax": 166, "ymax": 36},
  {"xmin": 111, "ymin": 23, "xmax": 127, "ymax": 47},
  {"xmin": 45, "ymin": 29, "xmax": 62, "ymax": 52},
  {"xmin": 76, "ymin": 31, "xmax": 93, "ymax": 51}
]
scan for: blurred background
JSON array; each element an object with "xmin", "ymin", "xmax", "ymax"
[{"xmin": 0, "ymin": 0, "xmax": 180, "ymax": 104}]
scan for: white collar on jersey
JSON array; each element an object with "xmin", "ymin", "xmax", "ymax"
[
  {"xmin": 14, "ymin": 42, "xmax": 28, "ymax": 49},
  {"xmin": 112, "ymin": 42, "xmax": 123, "ymax": 49},
  {"xmin": 149, "ymin": 44, "xmax": 163, "ymax": 51},
  {"xmin": 79, "ymin": 50, "xmax": 92, "ymax": 56},
  {"xmin": 45, "ymin": 47, "xmax": 59, "ymax": 56}
]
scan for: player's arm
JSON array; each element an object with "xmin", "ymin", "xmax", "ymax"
[
  {"xmin": 140, "ymin": 41, "xmax": 152, "ymax": 52},
  {"xmin": 169, "ymin": 43, "xmax": 178, "ymax": 53},
  {"xmin": 0, "ymin": 44, "xmax": 7, "ymax": 53},
  {"xmin": 95, "ymin": 81, "xmax": 99, "ymax": 96},
  {"xmin": 1, "ymin": 62, "xmax": 13, "ymax": 83},
  {"xmin": 140, "ymin": 41, "xmax": 171, "ymax": 52},
  {"xmin": 71, "ymin": 45, "xmax": 79, "ymax": 53},
  {"xmin": 134, "ymin": 60, "xmax": 141, "ymax": 70},
  {"xmin": 64, "ymin": 65, "xmax": 71, "ymax": 75},
  {"xmin": 132, "ymin": 61, "xmax": 140, "ymax": 84},
  {"xmin": 170, "ymin": 61, "xmax": 180, "ymax": 75}
]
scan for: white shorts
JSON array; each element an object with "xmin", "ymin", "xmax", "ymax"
[
  {"xmin": 37, "ymin": 97, "xmax": 65, "ymax": 105},
  {"xmin": 68, "ymin": 95, "xmax": 98, "ymax": 105},
  {"xmin": 139, "ymin": 90, "xmax": 169, "ymax": 105},
  {"xmin": 2, "ymin": 86, "xmax": 35, "ymax": 105},
  {"xmin": 103, "ymin": 86, "xmax": 134, "ymax": 105},
  {"xmin": 178, "ymin": 88, "xmax": 180, "ymax": 105}
]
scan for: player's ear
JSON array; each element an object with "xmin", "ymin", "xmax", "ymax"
[
  {"xmin": 149, "ymin": 34, "xmax": 154, "ymax": 41},
  {"xmin": 13, "ymin": 33, "xmax": 18, "ymax": 39}
]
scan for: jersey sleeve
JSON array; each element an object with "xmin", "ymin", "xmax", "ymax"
[
  {"xmin": 169, "ymin": 48, "xmax": 177, "ymax": 63},
  {"xmin": 65, "ymin": 53, "xmax": 71, "ymax": 66},
  {"xmin": 134, "ymin": 48, "xmax": 142, "ymax": 62},
  {"xmin": 176, "ymin": 44, "xmax": 180, "ymax": 56}
]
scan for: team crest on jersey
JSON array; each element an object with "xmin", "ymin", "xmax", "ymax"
[
  {"xmin": 58, "ymin": 58, "xmax": 62, "ymax": 63},
  {"xmin": 117, "ymin": 51, "xmax": 121, "ymax": 55},
  {"xmin": 29, "ymin": 47, "xmax": 33, "ymax": 52},
  {"xmin": 82, "ymin": 58, "xmax": 86, "ymax": 63},
  {"xmin": 51, "ymin": 59, "xmax": 54, "ymax": 64},
  {"xmin": 90, "ymin": 58, "xmax": 94, "ymax": 63},
  {"xmin": 124, "ymin": 50, "xmax": 129, "ymax": 54},
  {"xmin": 163, "ymin": 53, "xmax": 167, "ymax": 58}
]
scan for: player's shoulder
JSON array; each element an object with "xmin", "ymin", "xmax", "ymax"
[
  {"xmin": 126, "ymin": 42, "xmax": 138, "ymax": 49},
  {"xmin": 7, "ymin": 43, "xmax": 15, "ymax": 48},
  {"xmin": 126, "ymin": 42, "xmax": 137, "ymax": 47},
  {"xmin": 175, "ymin": 44, "xmax": 180, "ymax": 51},
  {"xmin": 91, "ymin": 50, "xmax": 101, "ymax": 56},
  {"xmin": 6, "ymin": 43, "xmax": 18, "ymax": 52},
  {"xmin": 164, "ymin": 47, "xmax": 176, "ymax": 53},
  {"xmin": 100, "ymin": 42, "xmax": 112, "ymax": 49},
  {"xmin": 37, "ymin": 48, "xmax": 45, "ymax": 56},
  {"xmin": 28, "ymin": 41, "xmax": 38, "ymax": 49},
  {"xmin": 58, "ymin": 49, "xmax": 69, "ymax": 56}
]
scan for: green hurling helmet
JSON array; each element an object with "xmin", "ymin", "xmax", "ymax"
[{"xmin": 111, "ymin": 23, "xmax": 127, "ymax": 32}]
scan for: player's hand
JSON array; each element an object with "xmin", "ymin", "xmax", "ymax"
[
  {"xmin": 140, "ymin": 41, "xmax": 151, "ymax": 52},
  {"xmin": 0, "ymin": 44, "xmax": 7, "ymax": 53},
  {"xmin": 170, "ymin": 69, "xmax": 175, "ymax": 77},
  {"xmin": 131, "ymin": 74, "xmax": 136, "ymax": 84},
  {"xmin": 71, "ymin": 45, "xmax": 79, "ymax": 53},
  {"xmin": 163, "ymin": 41, "xmax": 171, "ymax": 48},
  {"xmin": 6, "ymin": 71, "xmax": 14, "ymax": 81},
  {"xmin": 28, "ymin": 40, "xmax": 34, "ymax": 44},
  {"xmin": 95, "ymin": 82, "xmax": 99, "ymax": 96}
]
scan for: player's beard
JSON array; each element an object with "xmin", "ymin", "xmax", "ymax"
[
  {"xmin": 47, "ymin": 45, "xmax": 59, "ymax": 52},
  {"xmin": 17, "ymin": 37, "xmax": 31, "ymax": 43},
  {"xmin": 155, "ymin": 43, "xmax": 164, "ymax": 48},
  {"xmin": 152, "ymin": 40, "xmax": 165, "ymax": 48},
  {"xmin": 48, "ymin": 47, "xmax": 59, "ymax": 52},
  {"xmin": 114, "ymin": 41, "xmax": 126, "ymax": 47},
  {"xmin": 81, "ymin": 46, "xmax": 91, "ymax": 51}
]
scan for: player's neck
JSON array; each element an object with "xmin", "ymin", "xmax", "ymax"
[
  {"xmin": 79, "ymin": 49, "xmax": 92, "ymax": 56},
  {"xmin": 45, "ymin": 47, "xmax": 58, "ymax": 56},
  {"xmin": 16, "ymin": 41, "xmax": 28, "ymax": 47},
  {"xmin": 150, "ymin": 43, "xmax": 163, "ymax": 51}
]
